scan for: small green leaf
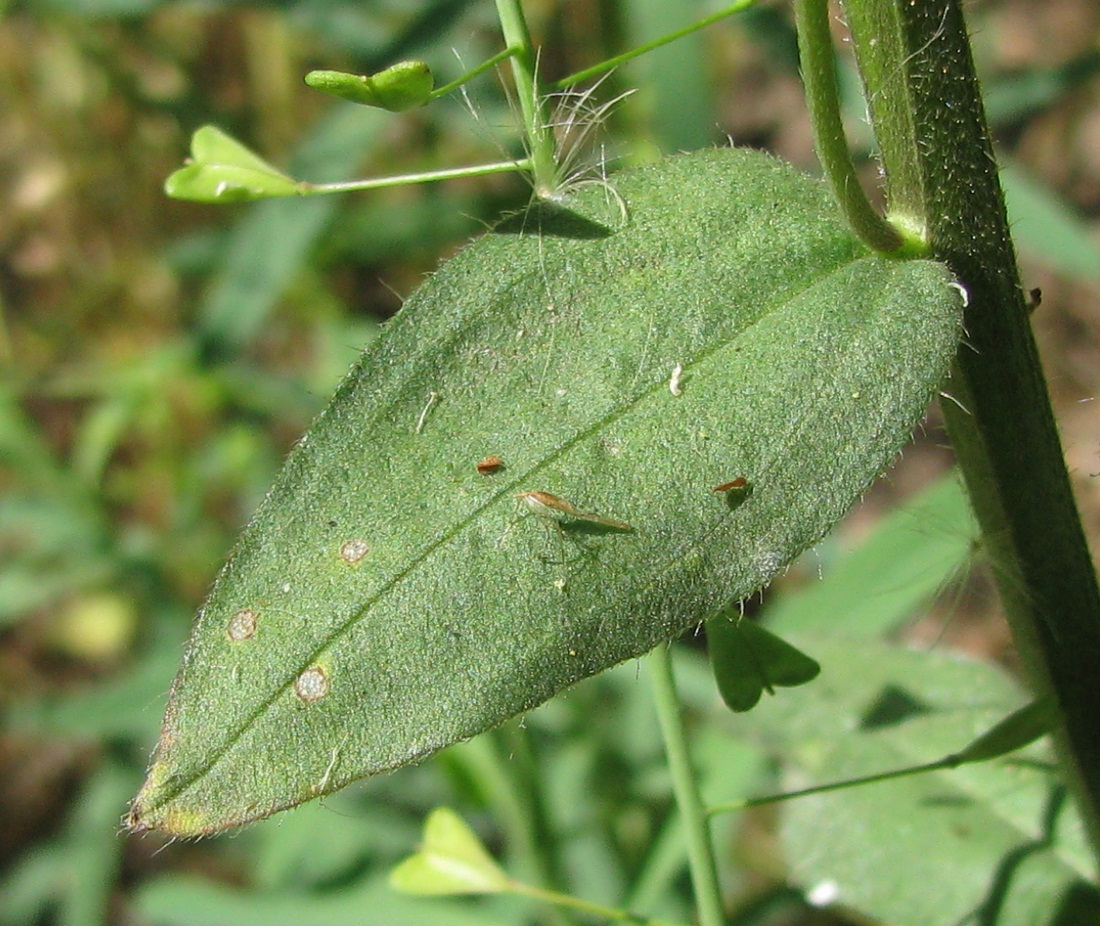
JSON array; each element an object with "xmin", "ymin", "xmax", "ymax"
[
  {"xmin": 129, "ymin": 147, "xmax": 963, "ymax": 835},
  {"xmin": 165, "ymin": 126, "xmax": 302, "ymax": 203},
  {"xmin": 389, "ymin": 808, "xmax": 509, "ymax": 895},
  {"xmin": 708, "ymin": 611, "xmax": 821, "ymax": 712},
  {"xmin": 305, "ymin": 61, "xmax": 433, "ymax": 112},
  {"xmin": 950, "ymin": 699, "xmax": 1053, "ymax": 765}
]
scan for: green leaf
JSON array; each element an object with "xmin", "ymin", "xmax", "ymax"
[
  {"xmin": 765, "ymin": 472, "xmax": 977, "ymax": 639},
  {"xmin": 708, "ymin": 612, "xmax": 820, "ymax": 712},
  {"xmin": 390, "ymin": 808, "xmax": 509, "ymax": 895},
  {"xmin": 950, "ymin": 698, "xmax": 1053, "ymax": 766},
  {"xmin": 128, "ymin": 147, "xmax": 963, "ymax": 835},
  {"xmin": 305, "ymin": 62, "xmax": 434, "ymax": 112},
  {"xmin": 736, "ymin": 635, "xmax": 1095, "ymax": 924},
  {"xmin": 165, "ymin": 126, "xmax": 302, "ymax": 203}
]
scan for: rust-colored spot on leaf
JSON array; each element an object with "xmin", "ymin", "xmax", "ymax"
[{"xmin": 476, "ymin": 455, "xmax": 503, "ymax": 475}]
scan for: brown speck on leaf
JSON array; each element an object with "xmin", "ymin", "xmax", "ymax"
[
  {"xmin": 713, "ymin": 478, "xmax": 748, "ymax": 493},
  {"xmin": 477, "ymin": 455, "xmax": 504, "ymax": 475}
]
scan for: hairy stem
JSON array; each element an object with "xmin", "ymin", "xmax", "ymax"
[
  {"xmin": 494, "ymin": 0, "xmax": 558, "ymax": 196},
  {"xmin": 844, "ymin": 0, "xmax": 1100, "ymax": 870},
  {"xmin": 306, "ymin": 158, "xmax": 530, "ymax": 195},
  {"xmin": 793, "ymin": 0, "xmax": 904, "ymax": 254}
]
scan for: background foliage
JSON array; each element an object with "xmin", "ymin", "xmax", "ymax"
[{"xmin": 2, "ymin": 0, "xmax": 1100, "ymax": 923}]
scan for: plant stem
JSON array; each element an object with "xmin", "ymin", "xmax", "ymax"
[
  {"xmin": 843, "ymin": 0, "xmax": 1100, "ymax": 870},
  {"xmin": 709, "ymin": 699, "xmax": 1051, "ymax": 818},
  {"xmin": 494, "ymin": 0, "xmax": 558, "ymax": 197},
  {"xmin": 512, "ymin": 881, "xmax": 692, "ymax": 926},
  {"xmin": 455, "ymin": 732, "xmax": 567, "ymax": 926},
  {"xmin": 429, "ymin": 45, "xmax": 521, "ymax": 101},
  {"xmin": 647, "ymin": 645, "xmax": 725, "ymax": 926},
  {"xmin": 304, "ymin": 158, "xmax": 531, "ymax": 194},
  {"xmin": 549, "ymin": 0, "xmax": 758, "ymax": 91},
  {"xmin": 708, "ymin": 757, "xmax": 949, "ymax": 819},
  {"xmin": 793, "ymin": 0, "xmax": 904, "ymax": 254}
]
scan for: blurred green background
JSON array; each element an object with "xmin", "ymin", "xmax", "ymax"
[{"xmin": 2, "ymin": 1, "xmax": 1100, "ymax": 924}]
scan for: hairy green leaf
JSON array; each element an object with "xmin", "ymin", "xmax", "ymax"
[
  {"xmin": 737, "ymin": 635, "xmax": 1092, "ymax": 924},
  {"xmin": 129, "ymin": 147, "xmax": 962, "ymax": 835}
]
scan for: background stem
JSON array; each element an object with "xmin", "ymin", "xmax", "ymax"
[
  {"xmin": 648, "ymin": 646, "xmax": 725, "ymax": 926},
  {"xmin": 843, "ymin": 0, "xmax": 1100, "ymax": 869}
]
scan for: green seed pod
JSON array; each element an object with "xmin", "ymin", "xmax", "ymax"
[{"xmin": 305, "ymin": 61, "xmax": 433, "ymax": 112}]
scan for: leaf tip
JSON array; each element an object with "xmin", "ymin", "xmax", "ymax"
[{"xmin": 127, "ymin": 761, "xmax": 214, "ymax": 837}]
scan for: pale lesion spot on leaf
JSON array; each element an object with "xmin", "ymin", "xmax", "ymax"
[
  {"xmin": 294, "ymin": 665, "xmax": 329, "ymax": 703},
  {"xmin": 598, "ymin": 438, "xmax": 623, "ymax": 457},
  {"xmin": 226, "ymin": 609, "xmax": 258, "ymax": 641},
  {"xmin": 339, "ymin": 539, "xmax": 370, "ymax": 565}
]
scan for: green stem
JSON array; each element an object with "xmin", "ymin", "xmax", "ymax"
[
  {"xmin": 303, "ymin": 158, "xmax": 530, "ymax": 194},
  {"xmin": 709, "ymin": 700, "xmax": 1051, "ymax": 818},
  {"xmin": 549, "ymin": 0, "xmax": 758, "ymax": 91},
  {"xmin": 793, "ymin": 0, "xmax": 905, "ymax": 254},
  {"xmin": 512, "ymin": 881, "xmax": 691, "ymax": 926},
  {"xmin": 647, "ymin": 646, "xmax": 725, "ymax": 926},
  {"xmin": 494, "ymin": 0, "xmax": 558, "ymax": 197},
  {"xmin": 709, "ymin": 758, "xmax": 947, "ymax": 819},
  {"xmin": 843, "ymin": 0, "xmax": 1100, "ymax": 870},
  {"xmin": 455, "ymin": 733, "xmax": 567, "ymax": 926},
  {"xmin": 429, "ymin": 45, "xmax": 521, "ymax": 100}
]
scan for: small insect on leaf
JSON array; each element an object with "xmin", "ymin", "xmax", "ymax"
[
  {"xmin": 476, "ymin": 455, "xmax": 504, "ymax": 475},
  {"xmin": 713, "ymin": 477, "xmax": 748, "ymax": 493},
  {"xmin": 713, "ymin": 477, "xmax": 752, "ymax": 511},
  {"xmin": 515, "ymin": 490, "xmax": 633, "ymax": 533}
]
